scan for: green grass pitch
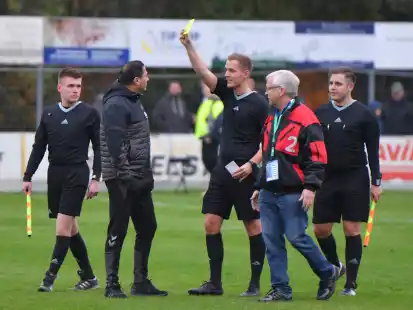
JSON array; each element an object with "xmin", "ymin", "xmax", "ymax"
[{"xmin": 0, "ymin": 190, "xmax": 412, "ymax": 309}]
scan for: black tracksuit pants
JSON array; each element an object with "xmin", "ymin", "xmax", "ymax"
[{"xmin": 104, "ymin": 179, "xmax": 157, "ymax": 285}]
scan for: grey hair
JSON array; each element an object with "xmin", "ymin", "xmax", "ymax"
[{"xmin": 266, "ymin": 70, "xmax": 300, "ymax": 97}]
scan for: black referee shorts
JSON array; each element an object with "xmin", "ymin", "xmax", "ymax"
[
  {"xmin": 313, "ymin": 166, "xmax": 371, "ymax": 224},
  {"xmin": 202, "ymin": 163, "xmax": 259, "ymax": 221},
  {"xmin": 47, "ymin": 163, "xmax": 90, "ymax": 219}
]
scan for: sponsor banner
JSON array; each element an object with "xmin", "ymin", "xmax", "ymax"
[
  {"xmin": 0, "ymin": 133, "xmax": 412, "ymax": 188},
  {"xmin": 128, "ymin": 19, "xmax": 216, "ymax": 68},
  {"xmin": 0, "ymin": 133, "xmax": 209, "ymax": 184},
  {"xmin": 43, "ymin": 17, "xmax": 129, "ymax": 66},
  {"xmin": 379, "ymin": 136, "xmax": 413, "ymax": 181},
  {"xmin": 293, "ymin": 61, "xmax": 374, "ymax": 69},
  {"xmin": 293, "ymin": 22, "xmax": 375, "ymax": 67},
  {"xmin": 0, "ymin": 16, "xmax": 43, "ymax": 64},
  {"xmin": 375, "ymin": 23, "xmax": 413, "ymax": 70},
  {"xmin": 212, "ymin": 21, "xmax": 297, "ymax": 67},
  {"xmin": 212, "ymin": 21, "xmax": 375, "ymax": 69}
]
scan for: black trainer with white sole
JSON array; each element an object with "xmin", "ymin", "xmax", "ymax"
[
  {"xmin": 316, "ymin": 265, "xmax": 339, "ymax": 300},
  {"xmin": 258, "ymin": 287, "xmax": 292, "ymax": 302},
  {"xmin": 74, "ymin": 270, "xmax": 99, "ymax": 291},
  {"xmin": 38, "ymin": 272, "xmax": 56, "ymax": 292},
  {"xmin": 240, "ymin": 282, "xmax": 260, "ymax": 297}
]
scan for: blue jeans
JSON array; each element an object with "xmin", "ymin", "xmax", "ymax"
[{"xmin": 259, "ymin": 189, "xmax": 333, "ymax": 290}]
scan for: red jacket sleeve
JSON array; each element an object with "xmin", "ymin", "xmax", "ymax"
[{"xmin": 300, "ymin": 123, "xmax": 327, "ymax": 191}]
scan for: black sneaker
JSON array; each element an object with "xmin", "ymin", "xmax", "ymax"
[
  {"xmin": 258, "ymin": 287, "xmax": 292, "ymax": 302},
  {"xmin": 188, "ymin": 281, "xmax": 224, "ymax": 295},
  {"xmin": 240, "ymin": 282, "xmax": 260, "ymax": 297},
  {"xmin": 74, "ymin": 270, "xmax": 99, "ymax": 291},
  {"xmin": 104, "ymin": 282, "xmax": 128, "ymax": 298},
  {"xmin": 316, "ymin": 266, "xmax": 339, "ymax": 300},
  {"xmin": 131, "ymin": 279, "xmax": 168, "ymax": 296},
  {"xmin": 38, "ymin": 272, "xmax": 56, "ymax": 292},
  {"xmin": 338, "ymin": 262, "xmax": 346, "ymax": 279}
]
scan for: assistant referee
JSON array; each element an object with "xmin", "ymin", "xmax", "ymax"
[
  {"xmin": 22, "ymin": 68, "xmax": 101, "ymax": 292},
  {"xmin": 313, "ymin": 67, "xmax": 382, "ymax": 297}
]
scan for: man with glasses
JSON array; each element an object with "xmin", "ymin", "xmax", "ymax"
[{"xmin": 251, "ymin": 70, "xmax": 339, "ymax": 302}]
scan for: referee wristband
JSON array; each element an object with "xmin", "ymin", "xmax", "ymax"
[
  {"xmin": 372, "ymin": 179, "xmax": 381, "ymax": 186},
  {"xmin": 372, "ymin": 173, "xmax": 382, "ymax": 186}
]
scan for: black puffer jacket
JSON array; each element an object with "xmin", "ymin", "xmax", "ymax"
[{"xmin": 100, "ymin": 82, "xmax": 152, "ymax": 186}]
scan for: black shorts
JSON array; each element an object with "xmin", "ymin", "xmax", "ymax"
[
  {"xmin": 47, "ymin": 163, "xmax": 90, "ymax": 219},
  {"xmin": 202, "ymin": 163, "xmax": 259, "ymax": 221},
  {"xmin": 313, "ymin": 166, "xmax": 371, "ymax": 224}
]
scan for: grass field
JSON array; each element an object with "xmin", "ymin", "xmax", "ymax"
[{"xmin": 0, "ymin": 190, "xmax": 412, "ymax": 310}]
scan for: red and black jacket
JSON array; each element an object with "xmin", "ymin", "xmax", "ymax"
[{"xmin": 255, "ymin": 98, "xmax": 327, "ymax": 193}]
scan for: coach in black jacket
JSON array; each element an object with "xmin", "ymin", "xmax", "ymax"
[
  {"xmin": 100, "ymin": 61, "xmax": 167, "ymax": 298},
  {"xmin": 250, "ymin": 70, "xmax": 339, "ymax": 302}
]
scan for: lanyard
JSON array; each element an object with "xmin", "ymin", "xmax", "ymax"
[{"xmin": 270, "ymin": 99, "xmax": 295, "ymax": 158}]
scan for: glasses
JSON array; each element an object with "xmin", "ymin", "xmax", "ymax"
[{"xmin": 265, "ymin": 85, "xmax": 283, "ymax": 95}]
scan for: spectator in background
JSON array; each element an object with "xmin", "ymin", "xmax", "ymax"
[
  {"xmin": 152, "ymin": 81, "xmax": 194, "ymax": 133},
  {"xmin": 381, "ymin": 82, "xmax": 413, "ymax": 135},
  {"xmin": 195, "ymin": 82, "xmax": 224, "ymax": 174},
  {"xmin": 368, "ymin": 100, "xmax": 383, "ymax": 133}
]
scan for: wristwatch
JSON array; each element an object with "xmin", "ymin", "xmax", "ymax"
[
  {"xmin": 248, "ymin": 160, "xmax": 259, "ymax": 175},
  {"xmin": 372, "ymin": 173, "xmax": 382, "ymax": 186},
  {"xmin": 248, "ymin": 160, "xmax": 257, "ymax": 168}
]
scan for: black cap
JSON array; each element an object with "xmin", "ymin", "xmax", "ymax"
[{"xmin": 118, "ymin": 60, "xmax": 145, "ymax": 85}]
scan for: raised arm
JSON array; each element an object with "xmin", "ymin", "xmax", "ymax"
[{"xmin": 180, "ymin": 31, "xmax": 217, "ymax": 92}]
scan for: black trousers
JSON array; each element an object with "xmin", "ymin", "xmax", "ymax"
[{"xmin": 104, "ymin": 179, "xmax": 157, "ymax": 284}]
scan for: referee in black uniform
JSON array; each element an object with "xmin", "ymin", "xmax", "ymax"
[
  {"xmin": 180, "ymin": 31, "xmax": 268, "ymax": 296},
  {"xmin": 313, "ymin": 67, "xmax": 382, "ymax": 297},
  {"xmin": 22, "ymin": 68, "xmax": 101, "ymax": 292}
]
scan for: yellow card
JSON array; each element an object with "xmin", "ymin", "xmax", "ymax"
[{"xmin": 183, "ymin": 18, "xmax": 195, "ymax": 35}]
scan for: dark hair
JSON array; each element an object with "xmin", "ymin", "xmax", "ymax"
[
  {"xmin": 118, "ymin": 60, "xmax": 145, "ymax": 85},
  {"xmin": 227, "ymin": 53, "xmax": 253, "ymax": 72},
  {"xmin": 329, "ymin": 67, "xmax": 356, "ymax": 84},
  {"xmin": 58, "ymin": 67, "xmax": 82, "ymax": 82}
]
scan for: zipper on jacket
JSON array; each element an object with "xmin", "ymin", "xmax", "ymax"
[{"xmin": 278, "ymin": 126, "xmax": 294, "ymax": 142}]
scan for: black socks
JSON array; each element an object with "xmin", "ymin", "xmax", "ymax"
[
  {"xmin": 249, "ymin": 233, "xmax": 265, "ymax": 286},
  {"xmin": 345, "ymin": 235, "xmax": 362, "ymax": 289},
  {"xmin": 317, "ymin": 234, "xmax": 341, "ymax": 267},
  {"xmin": 70, "ymin": 233, "xmax": 94, "ymax": 279},
  {"xmin": 48, "ymin": 236, "xmax": 71, "ymax": 275},
  {"xmin": 206, "ymin": 233, "xmax": 224, "ymax": 285}
]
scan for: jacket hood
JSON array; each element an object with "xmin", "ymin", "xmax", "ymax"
[{"xmin": 102, "ymin": 81, "xmax": 140, "ymax": 104}]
